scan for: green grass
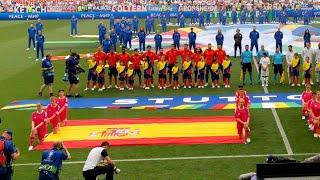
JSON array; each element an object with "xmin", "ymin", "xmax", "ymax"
[{"xmin": 0, "ymin": 19, "xmax": 319, "ymax": 180}]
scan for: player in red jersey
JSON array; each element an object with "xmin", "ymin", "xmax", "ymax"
[
  {"xmin": 301, "ymin": 84, "xmax": 313, "ymax": 120},
  {"xmin": 131, "ymin": 49, "xmax": 143, "ymax": 87},
  {"xmin": 28, "ymin": 103, "xmax": 48, "ymax": 151},
  {"xmin": 192, "ymin": 47, "xmax": 203, "ymax": 85},
  {"xmin": 180, "ymin": 44, "xmax": 193, "ymax": 63},
  {"xmin": 236, "ymin": 87, "xmax": 251, "ymax": 111},
  {"xmin": 56, "ymin": 90, "xmax": 69, "ymax": 126},
  {"xmin": 106, "ymin": 48, "xmax": 119, "ymax": 89},
  {"xmin": 234, "ymin": 98, "xmax": 251, "ymax": 144},
  {"xmin": 165, "ymin": 44, "xmax": 180, "ymax": 86},
  {"xmin": 93, "ymin": 46, "xmax": 107, "ymax": 64},
  {"xmin": 235, "ymin": 85, "xmax": 247, "ymax": 98},
  {"xmin": 309, "ymin": 91, "xmax": 320, "ymax": 138},
  {"xmin": 203, "ymin": 43, "xmax": 216, "ymax": 86},
  {"xmin": 46, "ymin": 96, "xmax": 61, "ymax": 134},
  {"xmin": 144, "ymin": 45, "xmax": 158, "ymax": 87},
  {"xmin": 215, "ymin": 45, "xmax": 227, "ymax": 83},
  {"xmin": 118, "ymin": 47, "xmax": 131, "ymax": 67},
  {"xmin": 307, "ymin": 92, "xmax": 316, "ymax": 130}
]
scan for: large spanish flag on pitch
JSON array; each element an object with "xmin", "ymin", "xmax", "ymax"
[{"xmin": 35, "ymin": 116, "xmax": 243, "ymax": 150}]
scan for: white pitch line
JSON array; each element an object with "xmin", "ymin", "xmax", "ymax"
[
  {"xmin": 13, "ymin": 152, "xmax": 319, "ymax": 167},
  {"xmin": 253, "ymin": 57, "xmax": 293, "ymax": 155}
]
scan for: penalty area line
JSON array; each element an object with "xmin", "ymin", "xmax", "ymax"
[{"xmin": 13, "ymin": 152, "xmax": 319, "ymax": 167}]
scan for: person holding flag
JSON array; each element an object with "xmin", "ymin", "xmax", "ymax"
[
  {"xmin": 46, "ymin": 96, "xmax": 61, "ymax": 134},
  {"xmin": 56, "ymin": 90, "xmax": 68, "ymax": 127},
  {"xmin": 70, "ymin": 15, "xmax": 78, "ymax": 36},
  {"xmin": 27, "ymin": 24, "xmax": 36, "ymax": 51},
  {"xmin": 234, "ymin": 98, "xmax": 251, "ymax": 144},
  {"xmin": 301, "ymin": 85, "xmax": 313, "ymax": 120},
  {"xmin": 28, "ymin": 103, "xmax": 48, "ymax": 151}
]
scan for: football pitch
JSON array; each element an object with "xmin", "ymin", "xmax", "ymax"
[{"xmin": 0, "ymin": 19, "xmax": 319, "ymax": 179}]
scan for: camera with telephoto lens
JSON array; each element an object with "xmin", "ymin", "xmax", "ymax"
[{"xmin": 114, "ymin": 167, "xmax": 121, "ymax": 174}]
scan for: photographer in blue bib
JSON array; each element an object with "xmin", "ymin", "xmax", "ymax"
[
  {"xmin": 0, "ymin": 130, "xmax": 20, "ymax": 180},
  {"xmin": 38, "ymin": 141, "xmax": 71, "ymax": 180}
]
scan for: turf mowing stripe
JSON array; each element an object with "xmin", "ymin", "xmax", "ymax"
[
  {"xmin": 13, "ymin": 152, "xmax": 320, "ymax": 166},
  {"xmin": 253, "ymin": 57, "xmax": 294, "ymax": 155}
]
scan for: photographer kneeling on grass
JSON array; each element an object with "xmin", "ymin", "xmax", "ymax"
[
  {"xmin": 82, "ymin": 141, "xmax": 120, "ymax": 180},
  {"xmin": 38, "ymin": 141, "xmax": 71, "ymax": 180},
  {"xmin": 65, "ymin": 52, "xmax": 84, "ymax": 98}
]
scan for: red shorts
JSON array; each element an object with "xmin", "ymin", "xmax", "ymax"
[
  {"xmin": 51, "ymin": 118, "xmax": 59, "ymax": 129},
  {"xmin": 302, "ymin": 107, "xmax": 308, "ymax": 116},
  {"xmin": 60, "ymin": 110, "xmax": 68, "ymax": 122},
  {"xmin": 237, "ymin": 123, "xmax": 244, "ymax": 135},
  {"xmin": 37, "ymin": 128, "xmax": 47, "ymax": 142}
]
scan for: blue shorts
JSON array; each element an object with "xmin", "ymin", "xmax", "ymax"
[
  {"xmin": 223, "ymin": 72, "xmax": 230, "ymax": 79},
  {"xmin": 87, "ymin": 69, "xmax": 97, "ymax": 81},
  {"xmin": 292, "ymin": 69, "xmax": 299, "ymax": 77},
  {"xmin": 212, "ymin": 73, "xmax": 219, "ymax": 80},
  {"xmin": 198, "ymin": 71, "xmax": 205, "ymax": 80},
  {"xmin": 173, "ymin": 74, "xmax": 179, "ymax": 81}
]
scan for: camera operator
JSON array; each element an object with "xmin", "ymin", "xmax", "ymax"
[
  {"xmin": 0, "ymin": 130, "xmax": 20, "ymax": 180},
  {"xmin": 38, "ymin": 141, "xmax": 71, "ymax": 180},
  {"xmin": 82, "ymin": 141, "xmax": 119, "ymax": 180},
  {"xmin": 66, "ymin": 52, "xmax": 83, "ymax": 98}
]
